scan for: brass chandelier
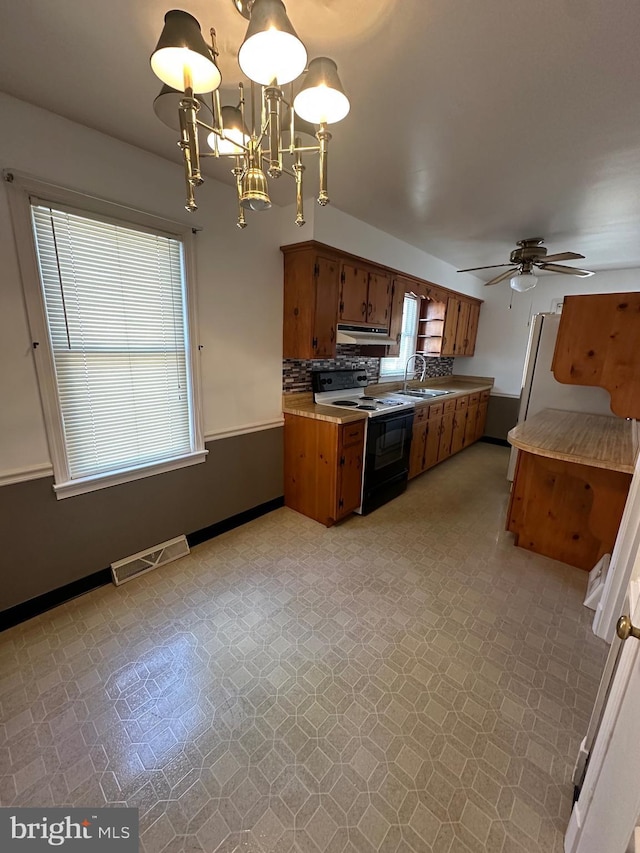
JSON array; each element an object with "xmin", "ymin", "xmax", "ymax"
[{"xmin": 150, "ymin": 0, "xmax": 350, "ymax": 228}]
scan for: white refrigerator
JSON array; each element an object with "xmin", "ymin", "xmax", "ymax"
[{"xmin": 507, "ymin": 313, "xmax": 613, "ymax": 481}]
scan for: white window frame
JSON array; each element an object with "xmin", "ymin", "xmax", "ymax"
[
  {"xmin": 6, "ymin": 172, "xmax": 207, "ymax": 499},
  {"xmin": 379, "ymin": 293, "xmax": 420, "ymax": 379}
]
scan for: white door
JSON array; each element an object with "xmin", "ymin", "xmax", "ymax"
[{"xmin": 565, "ymin": 580, "xmax": 640, "ymax": 852}]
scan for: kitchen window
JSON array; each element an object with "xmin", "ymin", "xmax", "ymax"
[
  {"xmin": 8, "ymin": 175, "xmax": 206, "ymax": 498},
  {"xmin": 379, "ymin": 293, "xmax": 419, "ymax": 377}
]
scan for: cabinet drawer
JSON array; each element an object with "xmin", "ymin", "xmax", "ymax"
[
  {"xmin": 443, "ymin": 399, "xmax": 456, "ymax": 414},
  {"xmin": 481, "ymin": 390, "xmax": 490, "ymax": 402},
  {"xmin": 414, "ymin": 404, "xmax": 429, "ymax": 423},
  {"xmin": 427, "ymin": 402, "xmax": 444, "ymax": 419},
  {"xmin": 455, "ymin": 396, "xmax": 468, "ymax": 411},
  {"xmin": 469, "ymin": 392, "xmax": 480, "ymax": 405},
  {"xmin": 340, "ymin": 421, "xmax": 365, "ymax": 448}
]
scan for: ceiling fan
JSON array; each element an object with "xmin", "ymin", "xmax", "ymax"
[{"xmin": 457, "ymin": 238, "xmax": 595, "ymax": 292}]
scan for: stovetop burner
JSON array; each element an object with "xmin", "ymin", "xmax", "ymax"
[{"xmin": 333, "ymin": 400, "xmax": 359, "ymax": 407}]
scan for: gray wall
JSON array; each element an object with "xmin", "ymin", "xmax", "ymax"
[
  {"xmin": 1, "ymin": 428, "xmax": 283, "ymax": 611},
  {"xmin": 485, "ymin": 394, "xmax": 519, "ymax": 442}
]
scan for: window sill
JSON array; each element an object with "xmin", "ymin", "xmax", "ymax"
[{"xmin": 53, "ymin": 450, "xmax": 208, "ymax": 500}]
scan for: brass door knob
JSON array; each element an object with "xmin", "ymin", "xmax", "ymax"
[{"xmin": 616, "ymin": 615, "xmax": 640, "ymax": 641}]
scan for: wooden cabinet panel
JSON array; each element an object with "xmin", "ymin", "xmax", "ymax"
[
  {"xmin": 284, "ymin": 414, "xmax": 365, "ymax": 526},
  {"xmin": 425, "ymin": 415, "xmax": 442, "ymax": 469},
  {"xmin": 441, "ymin": 297, "xmax": 460, "ymax": 357},
  {"xmin": 438, "ymin": 412, "xmax": 454, "ymax": 461},
  {"xmin": 367, "ymin": 272, "xmax": 391, "ymax": 325},
  {"xmin": 387, "ymin": 278, "xmax": 409, "ymax": 357},
  {"xmin": 465, "ymin": 303, "xmax": 481, "ymax": 355},
  {"xmin": 314, "ymin": 257, "xmax": 340, "ymax": 357},
  {"xmin": 409, "ymin": 420, "xmax": 428, "ymax": 479},
  {"xmin": 283, "ymin": 251, "xmax": 339, "ymax": 359},
  {"xmin": 339, "ymin": 263, "xmax": 368, "ymax": 324},
  {"xmin": 454, "ymin": 300, "xmax": 471, "ymax": 357},
  {"xmin": 551, "ymin": 292, "xmax": 640, "ymax": 419},
  {"xmin": 451, "ymin": 407, "xmax": 466, "ymax": 454},
  {"xmin": 337, "ymin": 433, "xmax": 364, "ymax": 518},
  {"xmin": 508, "ymin": 450, "xmax": 631, "ymax": 571},
  {"xmin": 464, "ymin": 403, "xmax": 478, "ymax": 447}
]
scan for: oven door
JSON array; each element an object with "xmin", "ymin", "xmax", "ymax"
[{"xmin": 361, "ymin": 410, "xmax": 414, "ymax": 512}]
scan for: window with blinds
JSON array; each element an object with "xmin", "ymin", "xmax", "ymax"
[
  {"xmin": 30, "ymin": 202, "xmax": 196, "ymax": 483},
  {"xmin": 380, "ymin": 294, "xmax": 419, "ymax": 376}
]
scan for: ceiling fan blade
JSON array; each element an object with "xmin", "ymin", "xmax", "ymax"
[
  {"xmin": 540, "ymin": 251, "xmax": 585, "ymax": 263},
  {"xmin": 537, "ymin": 263, "xmax": 594, "ymax": 276},
  {"xmin": 485, "ymin": 267, "xmax": 517, "ymax": 286},
  {"xmin": 457, "ymin": 264, "xmax": 513, "ymax": 273}
]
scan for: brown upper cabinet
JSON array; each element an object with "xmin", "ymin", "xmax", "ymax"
[
  {"xmin": 552, "ymin": 292, "xmax": 640, "ymax": 420},
  {"xmin": 282, "ymin": 241, "xmax": 482, "ymax": 360},
  {"xmin": 339, "ymin": 263, "xmax": 391, "ymax": 327}
]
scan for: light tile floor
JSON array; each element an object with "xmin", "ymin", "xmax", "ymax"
[{"xmin": 0, "ymin": 444, "xmax": 608, "ymax": 852}]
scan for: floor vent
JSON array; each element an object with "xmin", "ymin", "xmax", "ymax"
[{"xmin": 111, "ymin": 535, "xmax": 190, "ymax": 586}]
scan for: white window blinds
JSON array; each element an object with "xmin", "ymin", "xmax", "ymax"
[
  {"xmin": 31, "ymin": 203, "xmax": 193, "ymax": 480},
  {"xmin": 380, "ymin": 294, "xmax": 419, "ymax": 376}
]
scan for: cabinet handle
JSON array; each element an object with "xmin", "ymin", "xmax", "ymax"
[
  {"xmin": 330, "ymin": 326, "xmax": 335, "ymax": 342},
  {"xmin": 368, "ymin": 302, "xmax": 373, "ymax": 315},
  {"xmin": 361, "ymin": 301, "xmax": 367, "ymax": 316}
]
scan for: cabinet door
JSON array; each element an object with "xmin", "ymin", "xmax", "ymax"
[
  {"xmin": 424, "ymin": 416, "xmax": 442, "ymax": 469},
  {"xmin": 336, "ymin": 423, "xmax": 365, "ymax": 518},
  {"xmin": 464, "ymin": 303, "xmax": 480, "ymax": 356},
  {"xmin": 387, "ymin": 278, "xmax": 408, "ymax": 357},
  {"xmin": 313, "ymin": 256, "xmax": 340, "ymax": 357},
  {"xmin": 454, "ymin": 300, "xmax": 471, "ymax": 357},
  {"xmin": 450, "ymin": 407, "xmax": 467, "ymax": 454},
  {"xmin": 409, "ymin": 420, "xmax": 428, "ymax": 479},
  {"xmin": 339, "ymin": 263, "xmax": 368, "ymax": 325},
  {"xmin": 441, "ymin": 297, "xmax": 460, "ymax": 356},
  {"xmin": 464, "ymin": 404, "xmax": 478, "ymax": 446},
  {"xmin": 367, "ymin": 271, "xmax": 391, "ymax": 326},
  {"xmin": 438, "ymin": 412, "xmax": 454, "ymax": 461}
]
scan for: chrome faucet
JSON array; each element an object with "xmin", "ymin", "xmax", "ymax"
[{"xmin": 403, "ymin": 353, "xmax": 427, "ymax": 393}]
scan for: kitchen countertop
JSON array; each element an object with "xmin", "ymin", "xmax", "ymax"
[
  {"xmin": 283, "ymin": 375, "xmax": 494, "ymax": 424},
  {"xmin": 508, "ymin": 408, "xmax": 638, "ymax": 474}
]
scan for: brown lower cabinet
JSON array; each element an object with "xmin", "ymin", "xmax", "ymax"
[
  {"xmin": 409, "ymin": 390, "xmax": 490, "ymax": 480},
  {"xmin": 284, "ymin": 414, "xmax": 365, "ymax": 526}
]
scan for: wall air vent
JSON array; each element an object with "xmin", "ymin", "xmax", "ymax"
[{"xmin": 110, "ymin": 535, "xmax": 189, "ymax": 586}]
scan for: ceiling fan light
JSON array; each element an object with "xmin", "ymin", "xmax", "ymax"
[
  {"xmin": 238, "ymin": 0, "xmax": 307, "ymax": 85},
  {"xmin": 151, "ymin": 10, "xmax": 221, "ymax": 93},
  {"xmin": 240, "ymin": 167, "xmax": 272, "ymax": 210},
  {"xmin": 212, "ymin": 105, "xmax": 249, "ymax": 154},
  {"xmin": 153, "ymin": 84, "xmax": 213, "ymax": 131},
  {"xmin": 510, "ymin": 271, "xmax": 538, "ymax": 293},
  {"xmin": 293, "ymin": 57, "xmax": 350, "ymax": 124}
]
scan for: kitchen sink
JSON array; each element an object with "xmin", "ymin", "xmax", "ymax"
[{"xmin": 404, "ymin": 388, "xmax": 453, "ymax": 398}]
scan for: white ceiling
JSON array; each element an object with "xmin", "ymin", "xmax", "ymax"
[{"xmin": 1, "ymin": 0, "xmax": 639, "ymax": 278}]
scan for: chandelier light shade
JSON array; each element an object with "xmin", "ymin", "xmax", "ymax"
[
  {"xmin": 293, "ymin": 57, "xmax": 350, "ymax": 124},
  {"xmin": 150, "ymin": 0, "xmax": 350, "ymax": 226},
  {"xmin": 238, "ymin": 0, "xmax": 307, "ymax": 86},
  {"xmin": 153, "ymin": 84, "xmax": 213, "ymax": 131},
  {"xmin": 150, "ymin": 10, "xmax": 222, "ymax": 93},
  {"xmin": 510, "ymin": 271, "xmax": 538, "ymax": 292}
]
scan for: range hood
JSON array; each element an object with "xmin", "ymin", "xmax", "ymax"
[{"xmin": 336, "ymin": 324, "xmax": 396, "ymax": 346}]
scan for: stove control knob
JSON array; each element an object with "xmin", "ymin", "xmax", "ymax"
[
  {"xmin": 326, "ymin": 378, "xmax": 332, "ymax": 384},
  {"xmin": 357, "ymin": 374, "xmax": 366, "ymax": 382}
]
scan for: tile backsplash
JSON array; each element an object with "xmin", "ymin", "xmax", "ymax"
[{"xmin": 283, "ymin": 348, "xmax": 454, "ymax": 394}]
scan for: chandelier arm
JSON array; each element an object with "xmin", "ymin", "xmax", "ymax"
[
  {"xmin": 265, "ymin": 86, "xmax": 283, "ymax": 178},
  {"xmin": 178, "ymin": 108, "xmax": 197, "ymax": 212},
  {"xmin": 232, "ymin": 159, "xmax": 248, "ymax": 229},
  {"xmin": 293, "ymin": 137, "xmax": 305, "ymax": 227},
  {"xmin": 279, "ymin": 145, "xmax": 320, "ymax": 154},
  {"xmin": 316, "ymin": 123, "xmax": 331, "ymax": 206}
]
